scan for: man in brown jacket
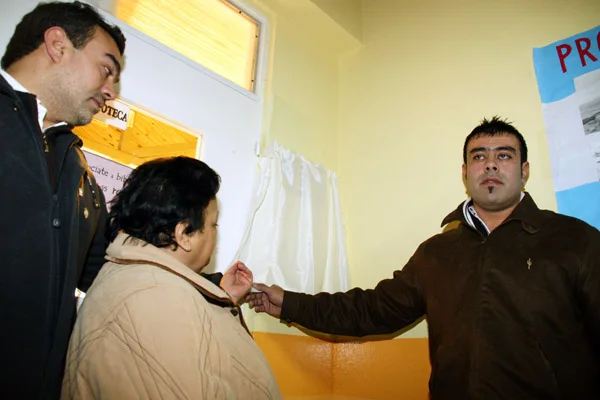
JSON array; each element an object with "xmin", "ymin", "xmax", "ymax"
[{"xmin": 248, "ymin": 116, "xmax": 600, "ymax": 399}]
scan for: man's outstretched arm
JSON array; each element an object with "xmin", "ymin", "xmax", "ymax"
[{"xmin": 248, "ymin": 246, "xmax": 426, "ymax": 337}]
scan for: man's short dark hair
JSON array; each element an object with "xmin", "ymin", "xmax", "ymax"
[
  {"xmin": 463, "ymin": 116, "xmax": 528, "ymax": 164},
  {"xmin": 107, "ymin": 157, "xmax": 221, "ymax": 249},
  {"xmin": 1, "ymin": 1, "xmax": 126, "ymax": 70}
]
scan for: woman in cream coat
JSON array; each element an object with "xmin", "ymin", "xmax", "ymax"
[{"xmin": 62, "ymin": 157, "xmax": 281, "ymax": 400}]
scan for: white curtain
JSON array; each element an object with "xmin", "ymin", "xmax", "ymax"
[{"xmin": 234, "ymin": 142, "xmax": 349, "ymax": 294}]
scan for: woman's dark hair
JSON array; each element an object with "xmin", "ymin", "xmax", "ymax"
[{"xmin": 107, "ymin": 156, "xmax": 221, "ymax": 249}]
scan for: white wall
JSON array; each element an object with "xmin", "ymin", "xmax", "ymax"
[{"xmin": 0, "ymin": 0, "xmax": 265, "ymax": 272}]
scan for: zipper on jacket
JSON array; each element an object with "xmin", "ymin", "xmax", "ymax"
[
  {"xmin": 50, "ymin": 192, "xmax": 61, "ymax": 343},
  {"xmin": 467, "ymin": 226, "xmax": 489, "ymax": 398},
  {"xmin": 534, "ymin": 337, "xmax": 561, "ymax": 398},
  {"xmin": 50, "ymin": 137, "xmax": 80, "ymax": 345},
  {"xmin": 13, "ymin": 96, "xmax": 62, "ymax": 368},
  {"xmin": 13, "ymin": 95, "xmax": 53, "ymax": 191},
  {"xmin": 49, "ymin": 139, "xmax": 79, "ymax": 228},
  {"xmin": 51, "ymin": 194, "xmax": 61, "ymax": 228},
  {"xmin": 54, "ymin": 138, "xmax": 79, "ymax": 193},
  {"xmin": 463, "ymin": 222, "xmax": 487, "ymax": 243}
]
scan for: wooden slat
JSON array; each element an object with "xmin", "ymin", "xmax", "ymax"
[
  {"xmin": 131, "ymin": 142, "xmax": 197, "ymax": 158},
  {"xmin": 74, "ymin": 104, "xmax": 200, "ymax": 167},
  {"xmin": 74, "ymin": 120, "xmax": 121, "ymax": 149}
]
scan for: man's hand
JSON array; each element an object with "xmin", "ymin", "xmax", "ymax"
[
  {"xmin": 220, "ymin": 261, "xmax": 253, "ymax": 304},
  {"xmin": 246, "ymin": 283, "xmax": 284, "ymax": 318}
]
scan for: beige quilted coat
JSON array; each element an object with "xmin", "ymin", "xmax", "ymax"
[{"xmin": 62, "ymin": 233, "xmax": 281, "ymax": 400}]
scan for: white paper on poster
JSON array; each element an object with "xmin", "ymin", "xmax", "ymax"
[
  {"xmin": 541, "ymin": 95, "xmax": 599, "ymax": 192},
  {"xmin": 83, "ymin": 150, "xmax": 132, "ymax": 207}
]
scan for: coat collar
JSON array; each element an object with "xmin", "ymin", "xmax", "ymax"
[
  {"xmin": 106, "ymin": 233, "xmax": 233, "ymax": 305},
  {"xmin": 0, "ymin": 72, "xmax": 72, "ymax": 134},
  {"xmin": 441, "ymin": 192, "xmax": 542, "ymax": 234},
  {"xmin": 0, "ymin": 73, "xmax": 14, "ymax": 95},
  {"xmin": 0, "ymin": 73, "xmax": 29, "ymax": 103}
]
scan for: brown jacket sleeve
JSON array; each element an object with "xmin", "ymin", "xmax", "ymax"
[
  {"xmin": 578, "ymin": 225, "xmax": 600, "ymax": 343},
  {"xmin": 280, "ymin": 245, "xmax": 427, "ymax": 337}
]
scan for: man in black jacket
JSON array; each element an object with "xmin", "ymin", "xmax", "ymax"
[
  {"xmin": 248, "ymin": 117, "xmax": 600, "ymax": 399},
  {"xmin": 0, "ymin": 2, "xmax": 126, "ymax": 399}
]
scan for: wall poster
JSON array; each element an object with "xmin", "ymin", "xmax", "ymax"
[{"xmin": 533, "ymin": 25, "xmax": 600, "ymax": 230}]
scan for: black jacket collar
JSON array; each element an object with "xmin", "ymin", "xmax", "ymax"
[{"xmin": 441, "ymin": 192, "xmax": 542, "ymax": 234}]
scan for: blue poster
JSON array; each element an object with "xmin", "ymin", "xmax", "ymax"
[{"xmin": 533, "ymin": 25, "xmax": 600, "ymax": 230}]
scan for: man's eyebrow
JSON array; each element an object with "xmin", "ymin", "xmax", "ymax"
[
  {"xmin": 106, "ymin": 53, "xmax": 122, "ymax": 82},
  {"xmin": 469, "ymin": 146, "xmax": 517, "ymax": 154}
]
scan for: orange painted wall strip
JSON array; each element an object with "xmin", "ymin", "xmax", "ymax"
[
  {"xmin": 334, "ymin": 339, "xmax": 430, "ymax": 400},
  {"xmin": 254, "ymin": 332, "xmax": 334, "ymax": 396},
  {"xmin": 254, "ymin": 332, "xmax": 430, "ymax": 399}
]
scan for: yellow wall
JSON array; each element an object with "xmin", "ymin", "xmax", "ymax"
[
  {"xmin": 311, "ymin": 0, "xmax": 363, "ymax": 42},
  {"xmin": 245, "ymin": 0, "xmax": 352, "ymax": 172},
  {"xmin": 265, "ymin": 22, "xmax": 340, "ymax": 170},
  {"xmin": 245, "ymin": 0, "xmax": 600, "ymax": 399}
]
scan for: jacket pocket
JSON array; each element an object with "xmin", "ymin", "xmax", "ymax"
[{"xmin": 532, "ymin": 336, "xmax": 561, "ymax": 398}]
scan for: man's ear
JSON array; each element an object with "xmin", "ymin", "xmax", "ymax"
[
  {"xmin": 43, "ymin": 27, "xmax": 70, "ymax": 64},
  {"xmin": 174, "ymin": 222, "xmax": 191, "ymax": 252},
  {"xmin": 521, "ymin": 161, "xmax": 530, "ymax": 188},
  {"xmin": 462, "ymin": 163, "xmax": 467, "ymax": 182}
]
